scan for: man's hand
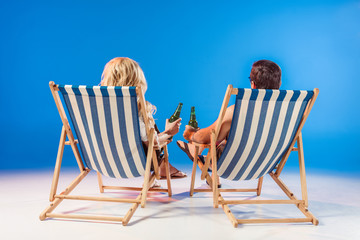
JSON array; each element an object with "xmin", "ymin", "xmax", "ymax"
[{"xmin": 183, "ymin": 125, "xmax": 199, "ymax": 142}]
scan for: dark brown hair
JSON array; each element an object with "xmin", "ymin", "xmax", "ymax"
[{"xmin": 250, "ymin": 60, "xmax": 281, "ymax": 89}]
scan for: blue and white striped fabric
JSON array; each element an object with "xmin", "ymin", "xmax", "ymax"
[
  {"xmin": 217, "ymin": 88, "xmax": 313, "ymax": 181},
  {"xmin": 58, "ymin": 85, "xmax": 147, "ymax": 178}
]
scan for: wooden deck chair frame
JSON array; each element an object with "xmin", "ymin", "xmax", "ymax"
[
  {"xmin": 189, "ymin": 143, "xmax": 262, "ymax": 197},
  {"xmin": 39, "ymin": 81, "xmax": 172, "ymax": 226},
  {"xmin": 189, "ymin": 142, "xmax": 214, "ymax": 196},
  {"xmin": 196, "ymin": 85, "xmax": 319, "ymax": 227}
]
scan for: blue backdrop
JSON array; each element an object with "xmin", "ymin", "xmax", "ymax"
[{"xmin": 1, "ymin": 0, "xmax": 359, "ymax": 173}]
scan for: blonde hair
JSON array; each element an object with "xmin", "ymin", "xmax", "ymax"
[{"xmin": 100, "ymin": 57, "xmax": 156, "ymax": 126}]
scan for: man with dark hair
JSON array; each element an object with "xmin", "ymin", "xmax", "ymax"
[
  {"xmin": 177, "ymin": 60, "xmax": 282, "ymax": 169},
  {"xmin": 250, "ymin": 60, "xmax": 281, "ymax": 89}
]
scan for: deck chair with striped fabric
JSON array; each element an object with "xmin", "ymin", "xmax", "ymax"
[
  {"xmin": 40, "ymin": 81, "xmax": 172, "ymax": 225},
  {"xmin": 199, "ymin": 85, "xmax": 319, "ymax": 227}
]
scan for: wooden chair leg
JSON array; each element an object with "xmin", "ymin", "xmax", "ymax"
[
  {"xmin": 297, "ymin": 133, "xmax": 308, "ymax": 207},
  {"xmin": 212, "ymin": 173, "xmax": 219, "ymax": 208},
  {"xmin": 201, "ymin": 152, "xmax": 212, "ymax": 180},
  {"xmin": 195, "ymin": 156, "xmax": 213, "ymax": 188},
  {"xmin": 257, "ymin": 176, "xmax": 264, "ymax": 196},
  {"xmin": 152, "ymin": 149, "xmax": 160, "ymax": 180},
  {"xmin": 190, "ymin": 146, "xmax": 199, "ymax": 196},
  {"xmin": 270, "ymin": 173, "xmax": 318, "ymax": 225},
  {"xmin": 163, "ymin": 145, "xmax": 172, "ymax": 197},
  {"xmin": 141, "ymin": 129, "xmax": 155, "ymax": 208},
  {"xmin": 122, "ymin": 195, "xmax": 141, "ymax": 226},
  {"xmin": 211, "ymin": 130, "xmax": 219, "ymax": 208},
  {"xmin": 220, "ymin": 195, "xmax": 238, "ymax": 228},
  {"xmin": 97, "ymin": 172, "xmax": 104, "ymax": 193},
  {"xmin": 49, "ymin": 127, "xmax": 66, "ymax": 202},
  {"xmin": 40, "ymin": 169, "xmax": 90, "ymax": 220}
]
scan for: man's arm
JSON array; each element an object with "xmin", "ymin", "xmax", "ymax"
[{"xmin": 183, "ymin": 105, "xmax": 235, "ymax": 144}]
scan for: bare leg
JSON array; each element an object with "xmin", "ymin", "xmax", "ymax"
[
  {"xmin": 177, "ymin": 140, "xmax": 221, "ymax": 187},
  {"xmin": 176, "ymin": 140, "xmax": 206, "ymax": 161}
]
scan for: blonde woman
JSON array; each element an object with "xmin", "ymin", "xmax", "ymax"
[{"xmin": 101, "ymin": 57, "xmax": 186, "ymax": 179}]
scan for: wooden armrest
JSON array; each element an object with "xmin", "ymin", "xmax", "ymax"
[{"xmin": 156, "ymin": 142, "xmax": 168, "ymax": 150}]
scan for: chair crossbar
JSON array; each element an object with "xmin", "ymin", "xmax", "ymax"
[
  {"xmin": 65, "ymin": 140, "xmax": 78, "ymax": 145},
  {"xmin": 194, "ymin": 188, "xmax": 258, "ymax": 193},
  {"xmin": 220, "ymin": 199, "xmax": 304, "ymax": 205},
  {"xmin": 46, "ymin": 213, "xmax": 124, "ymax": 222},
  {"xmin": 102, "ymin": 186, "xmax": 171, "ymax": 193},
  {"xmin": 193, "ymin": 189, "xmax": 213, "ymax": 192},
  {"xmin": 54, "ymin": 195, "xmax": 142, "ymax": 203},
  {"xmin": 237, "ymin": 218, "xmax": 312, "ymax": 224},
  {"xmin": 219, "ymin": 188, "xmax": 258, "ymax": 192}
]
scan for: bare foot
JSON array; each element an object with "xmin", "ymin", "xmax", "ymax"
[
  {"xmin": 159, "ymin": 162, "xmax": 187, "ymax": 179},
  {"xmin": 177, "ymin": 140, "xmax": 213, "ymax": 172}
]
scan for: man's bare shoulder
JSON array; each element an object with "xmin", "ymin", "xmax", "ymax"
[{"xmin": 223, "ymin": 105, "xmax": 235, "ymax": 123}]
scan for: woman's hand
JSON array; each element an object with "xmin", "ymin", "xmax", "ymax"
[
  {"xmin": 165, "ymin": 118, "xmax": 182, "ymax": 136},
  {"xmin": 183, "ymin": 125, "xmax": 199, "ymax": 142}
]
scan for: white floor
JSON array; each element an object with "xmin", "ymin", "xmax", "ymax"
[{"xmin": 1, "ymin": 166, "xmax": 360, "ymax": 240}]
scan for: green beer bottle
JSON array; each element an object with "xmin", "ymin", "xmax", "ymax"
[
  {"xmin": 169, "ymin": 103, "xmax": 183, "ymax": 123},
  {"xmin": 168, "ymin": 103, "xmax": 183, "ymax": 139},
  {"xmin": 188, "ymin": 106, "xmax": 198, "ymax": 128}
]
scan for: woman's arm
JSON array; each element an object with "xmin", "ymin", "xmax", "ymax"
[
  {"xmin": 157, "ymin": 118, "xmax": 182, "ymax": 146},
  {"xmin": 141, "ymin": 118, "xmax": 182, "ymax": 148}
]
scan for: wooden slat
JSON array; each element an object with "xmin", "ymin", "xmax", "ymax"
[
  {"xmin": 211, "ymin": 130, "xmax": 219, "ymax": 207},
  {"xmin": 270, "ymin": 172, "xmax": 318, "ymax": 224},
  {"xmin": 102, "ymin": 186, "xmax": 169, "ymax": 192},
  {"xmin": 214, "ymin": 85, "xmax": 233, "ymax": 138},
  {"xmin": 46, "ymin": 213, "xmax": 123, "ymax": 222},
  {"xmin": 270, "ymin": 173, "xmax": 294, "ymax": 199},
  {"xmin": 237, "ymin": 218, "xmax": 312, "ymax": 224},
  {"xmin": 190, "ymin": 145, "xmax": 199, "ymax": 196},
  {"xmin": 231, "ymin": 88, "xmax": 238, "ymax": 95},
  {"xmin": 122, "ymin": 195, "xmax": 141, "ymax": 226},
  {"xmin": 162, "ymin": 145, "xmax": 172, "ymax": 197},
  {"xmin": 49, "ymin": 127, "xmax": 66, "ymax": 202},
  {"xmin": 141, "ymin": 128, "xmax": 155, "ymax": 207},
  {"xmin": 65, "ymin": 140, "xmax": 78, "ymax": 145},
  {"xmin": 49, "ymin": 81, "xmax": 85, "ymax": 172},
  {"xmin": 297, "ymin": 133, "xmax": 308, "ymax": 207},
  {"xmin": 220, "ymin": 195, "xmax": 238, "ymax": 227},
  {"xmin": 152, "ymin": 149, "xmax": 160, "ymax": 180},
  {"xmin": 193, "ymin": 189, "xmax": 212, "ymax": 192},
  {"xmin": 40, "ymin": 169, "xmax": 90, "ymax": 220},
  {"xmin": 220, "ymin": 199, "xmax": 304, "ymax": 205},
  {"xmin": 194, "ymin": 188, "xmax": 260, "ymax": 193},
  {"xmin": 257, "ymin": 176, "xmax": 264, "ymax": 196},
  {"xmin": 97, "ymin": 172, "xmax": 104, "ymax": 193},
  {"xmin": 220, "ymin": 188, "xmax": 257, "ymax": 192},
  {"xmin": 54, "ymin": 195, "xmax": 141, "ymax": 203},
  {"xmin": 200, "ymin": 151, "xmax": 212, "ymax": 180}
]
